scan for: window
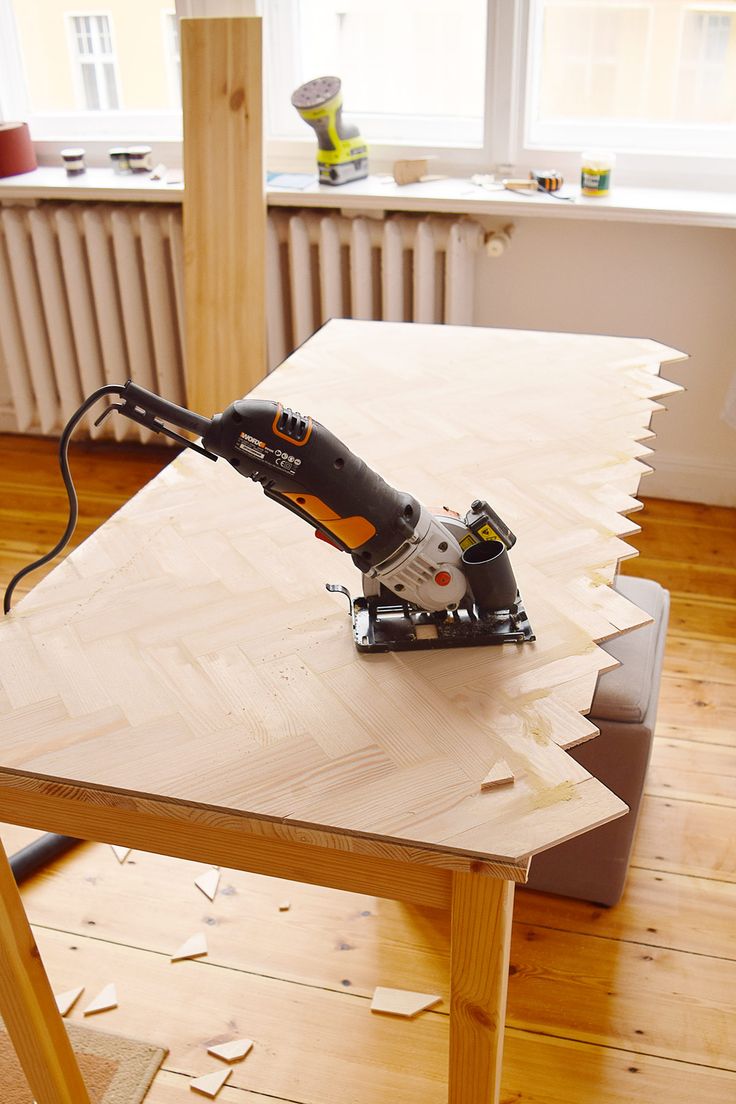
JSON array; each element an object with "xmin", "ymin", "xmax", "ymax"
[
  {"xmin": 2, "ymin": 0, "xmax": 182, "ymax": 140},
  {"xmin": 266, "ymin": 0, "xmax": 487, "ymax": 145},
  {"xmin": 677, "ymin": 10, "xmax": 736, "ymax": 121},
  {"xmin": 524, "ymin": 0, "xmax": 736, "ymax": 159},
  {"xmin": 68, "ymin": 14, "xmax": 120, "ymax": 111},
  {"xmin": 0, "ymin": 0, "xmax": 734, "ymax": 187}
]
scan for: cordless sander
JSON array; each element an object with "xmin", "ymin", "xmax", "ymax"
[{"xmin": 291, "ymin": 75, "xmax": 368, "ymax": 185}]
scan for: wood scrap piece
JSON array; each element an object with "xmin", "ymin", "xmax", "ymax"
[
  {"xmin": 194, "ymin": 868, "xmax": 220, "ymax": 901},
  {"xmin": 480, "ymin": 760, "xmax": 514, "ymax": 790},
  {"xmin": 171, "ymin": 932, "xmax": 208, "ymax": 962},
  {"xmin": 54, "ymin": 985, "xmax": 84, "ymax": 1016},
  {"xmin": 110, "ymin": 845, "xmax": 131, "ymax": 863},
  {"xmin": 190, "ymin": 1067, "xmax": 232, "ymax": 1098},
  {"xmin": 370, "ymin": 986, "xmax": 441, "ymax": 1018},
  {"xmin": 278, "ymin": 900, "xmax": 291, "ymax": 912},
  {"xmin": 393, "ymin": 158, "xmax": 428, "ymax": 185},
  {"xmin": 83, "ymin": 983, "xmax": 117, "ymax": 1015},
  {"xmin": 207, "ymin": 1038, "xmax": 254, "ymax": 1062}
]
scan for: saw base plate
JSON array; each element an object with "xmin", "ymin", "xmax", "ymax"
[{"xmin": 326, "ymin": 587, "xmax": 536, "ymax": 653}]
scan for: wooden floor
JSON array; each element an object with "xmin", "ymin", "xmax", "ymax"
[{"xmin": 1, "ymin": 434, "xmax": 734, "ymax": 1103}]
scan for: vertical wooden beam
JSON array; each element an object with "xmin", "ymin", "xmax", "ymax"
[
  {"xmin": 182, "ymin": 16, "xmax": 266, "ymax": 415},
  {"xmin": 0, "ymin": 839, "xmax": 90, "ymax": 1104},
  {"xmin": 448, "ymin": 873, "xmax": 514, "ymax": 1104}
]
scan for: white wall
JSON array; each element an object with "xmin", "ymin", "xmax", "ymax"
[{"xmin": 474, "ymin": 217, "xmax": 736, "ymax": 506}]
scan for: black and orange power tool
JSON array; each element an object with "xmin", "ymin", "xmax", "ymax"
[{"xmin": 4, "ymin": 381, "xmax": 534, "ymax": 653}]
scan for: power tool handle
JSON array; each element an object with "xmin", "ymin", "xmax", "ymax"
[{"xmin": 203, "ymin": 398, "xmax": 420, "ymax": 566}]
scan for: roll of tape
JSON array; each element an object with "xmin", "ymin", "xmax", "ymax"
[{"xmin": 0, "ymin": 122, "xmax": 37, "ymax": 178}]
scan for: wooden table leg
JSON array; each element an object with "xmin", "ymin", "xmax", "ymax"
[
  {"xmin": 0, "ymin": 838, "xmax": 90, "ymax": 1104},
  {"xmin": 449, "ymin": 872, "xmax": 514, "ymax": 1104}
]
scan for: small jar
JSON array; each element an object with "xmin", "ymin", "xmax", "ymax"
[
  {"xmin": 581, "ymin": 149, "xmax": 615, "ymax": 197},
  {"xmin": 128, "ymin": 145, "xmax": 153, "ymax": 173},
  {"xmin": 108, "ymin": 146, "xmax": 131, "ymax": 174},
  {"xmin": 60, "ymin": 147, "xmax": 86, "ymax": 175}
]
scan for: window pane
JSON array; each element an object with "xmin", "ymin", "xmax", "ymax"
[
  {"xmin": 104, "ymin": 63, "xmax": 120, "ymax": 110},
  {"xmin": 81, "ymin": 63, "xmax": 100, "ymax": 111},
  {"xmin": 95, "ymin": 15, "xmax": 113, "ymax": 55},
  {"xmin": 677, "ymin": 11, "xmax": 735, "ymax": 120},
  {"xmin": 283, "ymin": 0, "xmax": 487, "ymax": 141},
  {"xmin": 530, "ymin": 0, "xmax": 736, "ymax": 128}
]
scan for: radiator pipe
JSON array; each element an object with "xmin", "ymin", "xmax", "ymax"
[{"xmin": 9, "ymin": 833, "xmax": 81, "ymax": 884}]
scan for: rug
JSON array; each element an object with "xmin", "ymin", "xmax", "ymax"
[{"xmin": 0, "ymin": 1021, "xmax": 167, "ymax": 1103}]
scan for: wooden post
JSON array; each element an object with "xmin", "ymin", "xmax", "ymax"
[
  {"xmin": 0, "ymin": 838, "xmax": 91, "ymax": 1103},
  {"xmin": 449, "ymin": 873, "xmax": 514, "ymax": 1104},
  {"xmin": 182, "ymin": 16, "xmax": 266, "ymax": 415}
]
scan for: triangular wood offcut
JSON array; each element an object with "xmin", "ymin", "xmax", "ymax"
[
  {"xmin": 83, "ymin": 983, "xmax": 117, "ymax": 1015},
  {"xmin": 194, "ymin": 868, "xmax": 220, "ymax": 901},
  {"xmin": 54, "ymin": 986, "xmax": 84, "ymax": 1016},
  {"xmin": 171, "ymin": 932, "xmax": 208, "ymax": 962},
  {"xmin": 480, "ymin": 760, "xmax": 514, "ymax": 790},
  {"xmin": 190, "ymin": 1067, "xmax": 232, "ymax": 1097},
  {"xmin": 207, "ymin": 1038, "xmax": 254, "ymax": 1062},
  {"xmin": 110, "ymin": 845, "xmax": 131, "ymax": 863},
  {"xmin": 370, "ymin": 986, "xmax": 442, "ymax": 1018}
]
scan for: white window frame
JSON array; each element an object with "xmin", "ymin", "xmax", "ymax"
[
  {"xmin": 1, "ymin": 0, "xmax": 734, "ymax": 190},
  {"xmin": 162, "ymin": 8, "xmax": 182, "ymax": 108}
]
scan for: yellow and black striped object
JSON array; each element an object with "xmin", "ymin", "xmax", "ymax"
[{"xmin": 531, "ymin": 170, "xmax": 564, "ymax": 192}]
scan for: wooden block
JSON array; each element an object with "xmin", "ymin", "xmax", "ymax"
[
  {"xmin": 171, "ymin": 932, "xmax": 208, "ymax": 962},
  {"xmin": 83, "ymin": 983, "xmax": 117, "ymax": 1015},
  {"xmin": 207, "ymin": 1038, "xmax": 254, "ymax": 1062},
  {"xmin": 190, "ymin": 1067, "xmax": 232, "ymax": 1098},
  {"xmin": 278, "ymin": 900, "xmax": 291, "ymax": 912},
  {"xmin": 370, "ymin": 986, "xmax": 442, "ymax": 1018},
  {"xmin": 182, "ymin": 16, "xmax": 266, "ymax": 413},
  {"xmin": 393, "ymin": 159, "xmax": 429, "ymax": 185},
  {"xmin": 54, "ymin": 986, "xmax": 84, "ymax": 1016},
  {"xmin": 111, "ymin": 845, "xmax": 131, "ymax": 864},
  {"xmin": 480, "ymin": 761, "xmax": 515, "ymax": 790},
  {"xmin": 194, "ymin": 868, "xmax": 220, "ymax": 901}
]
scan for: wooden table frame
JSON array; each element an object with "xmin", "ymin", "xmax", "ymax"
[{"xmin": 0, "ymin": 776, "xmax": 525, "ymax": 1104}]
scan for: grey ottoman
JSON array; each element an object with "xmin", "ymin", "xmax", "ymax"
[{"xmin": 523, "ymin": 575, "xmax": 670, "ymax": 907}]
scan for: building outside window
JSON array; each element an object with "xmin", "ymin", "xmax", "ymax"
[{"xmin": 68, "ymin": 13, "xmax": 120, "ymax": 111}]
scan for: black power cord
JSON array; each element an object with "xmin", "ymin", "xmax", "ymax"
[
  {"xmin": 3, "ymin": 384, "xmax": 126, "ymax": 615},
  {"xmin": 3, "ymin": 385, "xmax": 128, "ymax": 879}
]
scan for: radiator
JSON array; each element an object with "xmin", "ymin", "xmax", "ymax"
[{"xmin": 0, "ymin": 203, "xmax": 483, "ymax": 440}]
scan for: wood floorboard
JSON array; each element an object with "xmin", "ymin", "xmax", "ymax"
[{"xmin": 1, "ymin": 434, "xmax": 735, "ymax": 1102}]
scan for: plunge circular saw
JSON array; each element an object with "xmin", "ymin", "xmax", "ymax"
[{"xmin": 4, "ymin": 382, "xmax": 534, "ymax": 654}]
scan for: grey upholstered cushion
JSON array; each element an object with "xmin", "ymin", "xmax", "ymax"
[
  {"xmin": 592, "ymin": 576, "xmax": 668, "ymax": 724},
  {"xmin": 524, "ymin": 575, "xmax": 670, "ymax": 905}
]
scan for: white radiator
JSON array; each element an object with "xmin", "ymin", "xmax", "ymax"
[{"xmin": 0, "ymin": 203, "xmax": 482, "ymax": 439}]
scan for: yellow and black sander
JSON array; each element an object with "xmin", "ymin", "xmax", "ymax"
[{"xmin": 291, "ymin": 75, "xmax": 368, "ymax": 185}]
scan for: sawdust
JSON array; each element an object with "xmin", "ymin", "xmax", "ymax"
[{"xmin": 527, "ymin": 779, "xmax": 577, "ymax": 810}]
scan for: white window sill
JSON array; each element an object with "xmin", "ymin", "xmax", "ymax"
[{"xmin": 2, "ymin": 166, "xmax": 736, "ymax": 230}]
